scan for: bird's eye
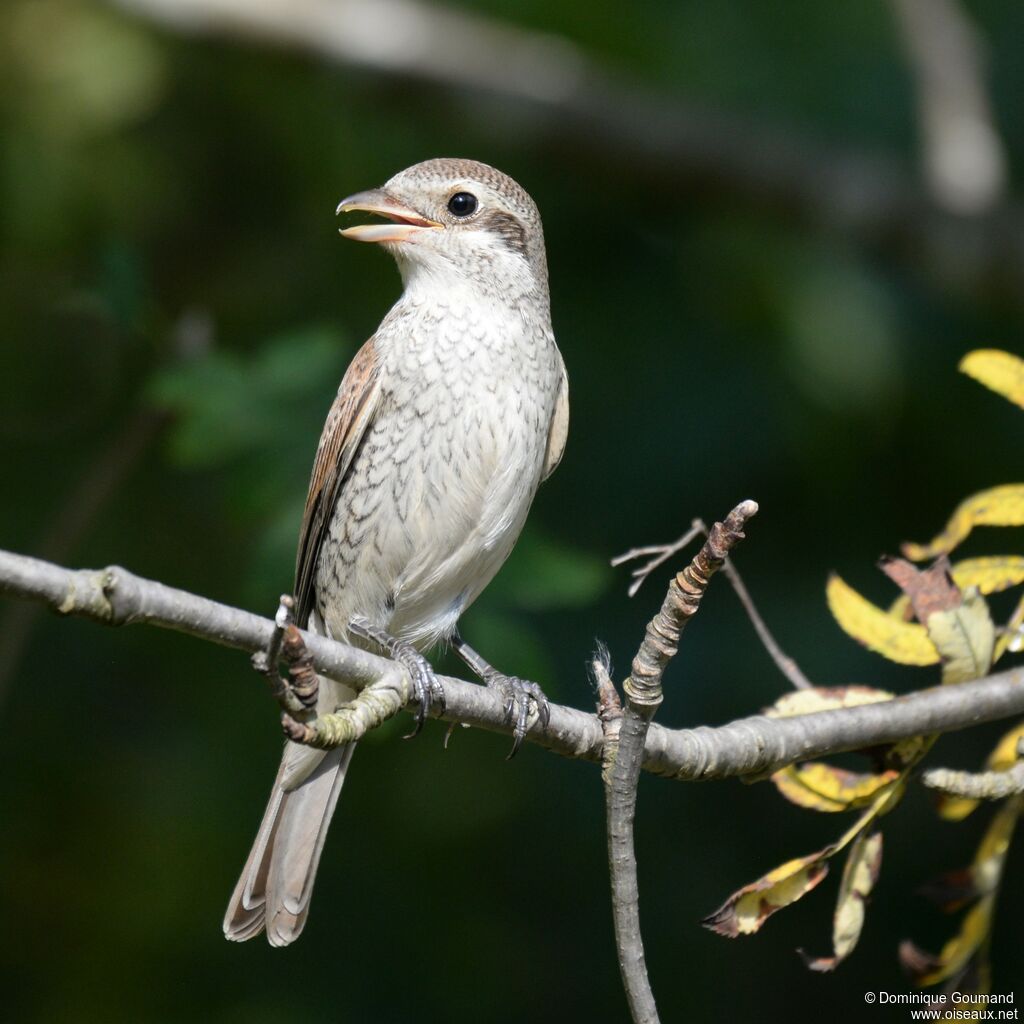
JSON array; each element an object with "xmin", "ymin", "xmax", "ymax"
[{"xmin": 447, "ymin": 191, "xmax": 478, "ymax": 217}]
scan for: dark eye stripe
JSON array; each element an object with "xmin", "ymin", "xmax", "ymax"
[{"xmin": 481, "ymin": 210, "xmax": 528, "ymax": 257}]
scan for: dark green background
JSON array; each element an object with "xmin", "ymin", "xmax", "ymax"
[{"xmin": 2, "ymin": 1, "xmax": 1023, "ymax": 1021}]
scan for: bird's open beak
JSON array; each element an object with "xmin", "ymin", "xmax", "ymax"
[{"xmin": 336, "ymin": 189, "xmax": 442, "ymax": 243}]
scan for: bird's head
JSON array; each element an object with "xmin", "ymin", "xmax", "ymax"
[{"xmin": 336, "ymin": 158, "xmax": 548, "ymax": 299}]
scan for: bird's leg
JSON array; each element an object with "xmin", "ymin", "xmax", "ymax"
[
  {"xmin": 347, "ymin": 616, "xmax": 444, "ymax": 738},
  {"xmin": 451, "ymin": 632, "xmax": 550, "ymax": 759}
]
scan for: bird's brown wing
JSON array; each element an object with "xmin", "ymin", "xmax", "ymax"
[
  {"xmin": 541, "ymin": 358, "xmax": 569, "ymax": 481},
  {"xmin": 294, "ymin": 337, "xmax": 383, "ymax": 627}
]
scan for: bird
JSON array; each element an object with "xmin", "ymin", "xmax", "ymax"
[{"xmin": 223, "ymin": 158, "xmax": 568, "ymax": 946}]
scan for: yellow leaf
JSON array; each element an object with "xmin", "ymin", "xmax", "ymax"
[
  {"xmin": 994, "ymin": 592, "xmax": 1024, "ymax": 662},
  {"xmin": 904, "ymin": 896, "xmax": 995, "ymax": 986},
  {"xmin": 768, "ymin": 688, "xmax": 922, "ymax": 812},
  {"xmin": 772, "ymin": 763, "xmax": 900, "ymax": 813},
  {"xmin": 834, "ymin": 831, "xmax": 883, "ymax": 958},
  {"xmin": 950, "ymin": 555, "xmax": 1024, "ymax": 594},
  {"xmin": 908, "ymin": 797, "xmax": 1021, "ymax": 985},
  {"xmin": 702, "ymin": 853, "xmax": 830, "ymax": 937},
  {"xmin": 971, "ymin": 795, "xmax": 1021, "ymax": 897},
  {"xmin": 826, "ymin": 574, "xmax": 938, "ymax": 665},
  {"xmin": 902, "ymin": 484, "xmax": 1024, "ymax": 561},
  {"xmin": 960, "ymin": 349, "xmax": 1024, "ymax": 409},
  {"xmin": 987, "ymin": 722, "xmax": 1024, "ymax": 769},
  {"xmin": 803, "ymin": 830, "xmax": 884, "ymax": 971},
  {"xmin": 937, "ymin": 794, "xmax": 981, "ymax": 823},
  {"xmin": 706, "ymin": 782, "xmax": 902, "ymax": 938},
  {"xmin": 937, "ymin": 794, "xmax": 982, "ymax": 823},
  {"xmin": 767, "ymin": 685, "xmax": 895, "ymax": 718},
  {"xmin": 927, "ymin": 590, "xmax": 995, "ymax": 685}
]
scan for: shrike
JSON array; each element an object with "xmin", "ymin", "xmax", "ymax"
[{"xmin": 225, "ymin": 158, "xmax": 568, "ymax": 946}]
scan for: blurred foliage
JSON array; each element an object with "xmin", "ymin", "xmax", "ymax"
[
  {"xmin": 152, "ymin": 329, "xmax": 348, "ymax": 470},
  {"xmin": 3, "ymin": 0, "xmax": 1024, "ymax": 1022},
  {"xmin": 151, "ymin": 328, "xmax": 351, "ymax": 599}
]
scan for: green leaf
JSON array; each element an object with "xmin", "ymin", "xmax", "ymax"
[{"xmin": 149, "ymin": 327, "xmax": 348, "ymax": 466}]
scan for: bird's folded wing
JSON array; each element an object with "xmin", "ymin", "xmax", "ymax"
[
  {"xmin": 294, "ymin": 337, "xmax": 383, "ymax": 627},
  {"xmin": 541, "ymin": 358, "xmax": 569, "ymax": 481}
]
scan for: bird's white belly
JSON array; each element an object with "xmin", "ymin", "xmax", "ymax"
[
  {"xmin": 383, "ymin": 381, "xmax": 544, "ymax": 646},
  {"xmin": 320, "ymin": 376, "xmax": 547, "ymax": 650}
]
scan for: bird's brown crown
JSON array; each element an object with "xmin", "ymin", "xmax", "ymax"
[{"xmin": 389, "ymin": 158, "xmax": 540, "ymax": 224}]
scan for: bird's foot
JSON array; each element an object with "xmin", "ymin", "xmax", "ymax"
[
  {"xmin": 348, "ymin": 616, "xmax": 444, "ymax": 737},
  {"xmin": 452, "ymin": 633, "xmax": 549, "ymax": 758},
  {"xmin": 487, "ymin": 673, "xmax": 550, "ymax": 759}
]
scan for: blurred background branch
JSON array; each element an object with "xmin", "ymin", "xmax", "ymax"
[
  {"xmin": 111, "ymin": 0, "xmax": 1024, "ymax": 305},
  {"xmin": 890, "ymin": 0, "xmax": 1007, "ymax": 214},
  {"xmin": 0, "ymin": 309, "xmax": 210, "ymax": 712}
]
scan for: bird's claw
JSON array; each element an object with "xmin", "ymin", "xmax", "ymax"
[
  {"xmin": 487, "ymin": 674, "xmax": 550, "ymax": 759},
  {"xmin": 347, "ymin": 616, "xmax": 443, "ymax": 738},
  {"xmin": 393, "ymin": 643, "xmax": 445, "ymax": 738},
  {"xmin": 348, "ymin": 614, "xmax": 444, "ymax": 737}
]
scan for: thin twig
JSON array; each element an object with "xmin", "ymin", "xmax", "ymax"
[
  {"xmin": 922, "ymin": 762, "xmax": 1024, "ymax": 800},
  {"xmin": 718, "ymin": 556, "xmax": 813, "ymax": 690},
  {"xmin": 5, "ymin": 547, "xmax": 1024, "ymax": 778},
  {"xmin": 251, "ymin": 594, "xmax": 292, "ymax": 674},
  {"xmin": 594, "ymin": 647, "xmax": 622, "ymax": 784},
  {"xmin": 612, "ymin": 522, "xmax": 703, "ymax": 598},
  {"xmin": 614, "ymin": 520, "xmax": 813, "ymax": 690},
  {"xmin": 606, "ymin": 705, "xmax": 660, "ymax": 1024},
  {"xmin": 922, "ymin": 740, "xmax": 1024, "ymax": 800},
  {"xmin": 251, "ymin": 594, "xmax": 304, "ymax": 713},
  {"xmin": 607, "ymin": 500, "xmax": 758, "ymax": 1024}
]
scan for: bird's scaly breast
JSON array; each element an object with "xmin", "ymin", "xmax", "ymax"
[{"xmin": 318, "ymin": 293, "xmax": 559, "ymax": 649}]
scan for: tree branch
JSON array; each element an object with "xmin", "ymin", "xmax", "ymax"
[
  {"xmin": 110, "ymin": 0, "xmax": 1024, "ymax": 305},
  {"xmin": 923, "ymin": 761, "xmax": 1024, "ymax": 799},
  {"xmin": 3, "ymin": 547, "xmax": 1024, "ymax": 780},
  {"xmin": 605, "ymin": 501, "xmax": 757, "ymax": 1024},
  {"xmin": 922, "ymin": 738, "xmax": 1024, "ymax": 799}
]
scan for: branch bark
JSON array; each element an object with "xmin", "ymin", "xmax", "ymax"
[
  {"xmin": 3, "ymin": 547, "xmax": 1024, "ymax": 780},
  {"xmin": 110, "ymin": 0, "xmax": 1024, "ymax": 306}
]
